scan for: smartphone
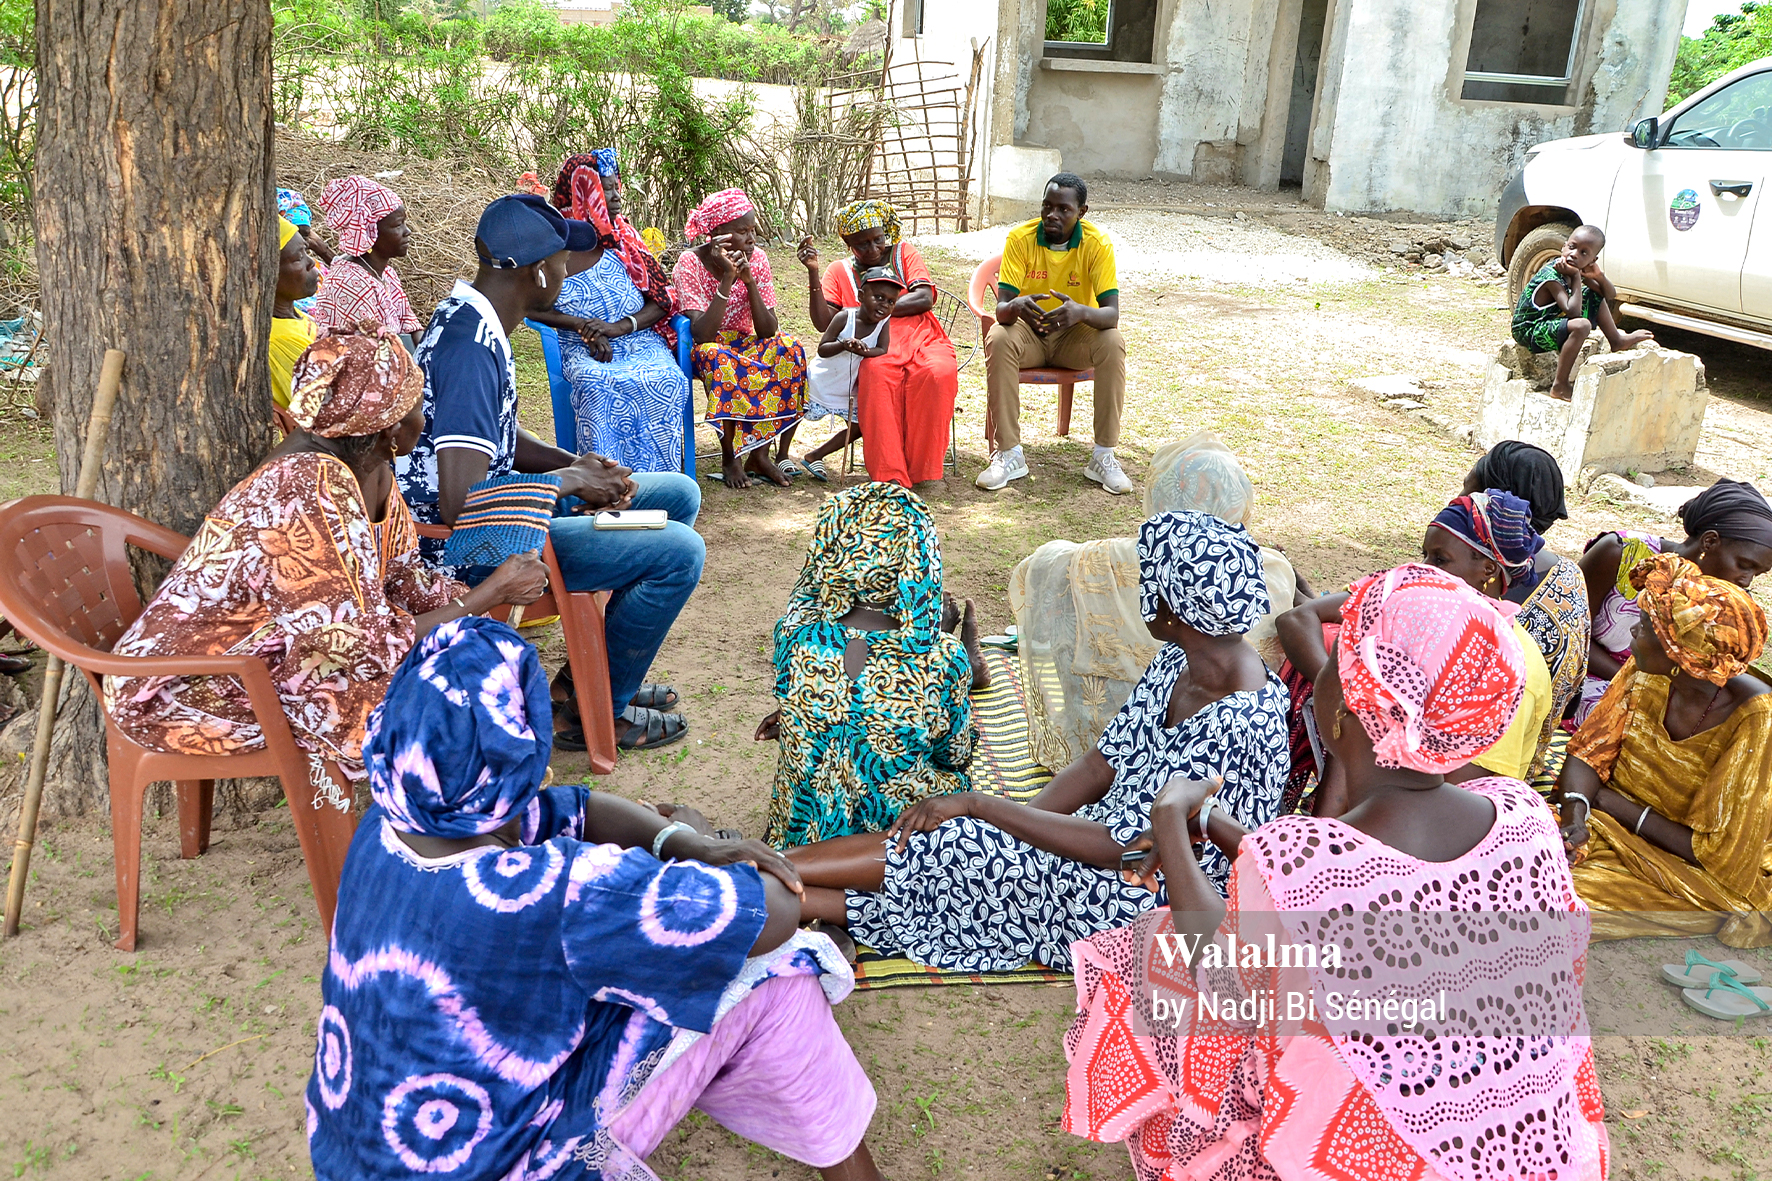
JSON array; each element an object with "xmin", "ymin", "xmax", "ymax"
[
  {"xmin": 1119, "ymin": 847, "xmax": 1149, "ymax": 871},
  {"xmin": 593, "ymin": 509, "xmax": 669, "ymax": 530}
]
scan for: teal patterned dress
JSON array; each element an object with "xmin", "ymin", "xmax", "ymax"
[
  {"xmin": 1512, "ymin": 262, "xmax": 1602, "ymax": 353},
  {"xmin": 765, "ymin": 484, "xmax": 975, "ymax": 847}
]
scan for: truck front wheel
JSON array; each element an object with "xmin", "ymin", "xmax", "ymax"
[{"xmin": 1507, "ymin": 223, "xmax": 1574, "ymax": 304}]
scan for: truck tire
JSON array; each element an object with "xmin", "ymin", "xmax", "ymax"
[{"xmin": 1507, "ymin": 223, "xmax": 1575, "ymax": 304}]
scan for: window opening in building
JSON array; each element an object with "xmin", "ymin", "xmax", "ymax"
[
  {"xmin": 1046, "ymin": 0, "xmax": 1110, "ymax": 45},
  {"xmin": 1043, "ymin": 0, "xmax": 1156, "ymax": 63},
  {"xmin": 1461, "ymin": 0, "xmax": 1585, "ymax": 105},
  {"xmin": 904, "ymin": 0, "xmax": 925, "ymax": 38}
]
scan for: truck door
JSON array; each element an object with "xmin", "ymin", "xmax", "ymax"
[{"xmin": 1605, "ymin": 69, "xmax": 1772, "ymax": 315}]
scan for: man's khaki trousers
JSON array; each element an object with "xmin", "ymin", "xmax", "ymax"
[{"xmin": 982, "ymin": 319, "xmax": 1125, "ymax": 452}]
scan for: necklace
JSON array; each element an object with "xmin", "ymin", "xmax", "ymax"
[{"xmin": 1696, "ymin": 680, "xmax": 1727, "ymax": 728}]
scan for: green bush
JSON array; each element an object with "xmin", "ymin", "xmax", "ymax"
[
  {"xmin": 482, "ymin": 0, "xmax": 568, "ymax": 60},
  {"xmin": 1670, "ymin": 3, "xmax": 1772, "ymax": 103},
  {"xmin": 0, "ymin": 0, "xmax": 34, "ymax": 229},
  {"xmin": 274, "ymin": 0, "xmax": 857, "ymax": 85},
  {"xmin": 1045, "ymin": 0, "xmax": 1108, "ymax": 44}
]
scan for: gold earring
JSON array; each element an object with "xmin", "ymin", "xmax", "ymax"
[
  {"xmin": 1699, "ymin": 550, "xmax": 1709, "ymax": 564},
  {"xmin": 1332, "ymin": 707, "xmax": 1344, "ymax": 741}
]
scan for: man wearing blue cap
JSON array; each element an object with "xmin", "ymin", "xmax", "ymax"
[{"xmin": 397, "ymin": 194, "xmax": 704, "ymax": 752}]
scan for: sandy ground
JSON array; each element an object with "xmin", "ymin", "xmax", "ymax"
[{"xmin": 3, "ymin": 186, "xmax": 1772, "ymax": 1179}]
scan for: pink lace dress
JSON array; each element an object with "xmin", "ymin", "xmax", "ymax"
[{"xmin": 1062, "ymin": 778, "xmax": 1609, "ymax": 1181}]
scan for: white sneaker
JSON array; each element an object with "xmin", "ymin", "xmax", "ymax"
[
  {"xmin": 974, "ymin": 449, "xmax": 1029, "ymax": 491},
  {"xmin": 1085, "ymin": 451, "xmax": 1134, "ymax": 495}
]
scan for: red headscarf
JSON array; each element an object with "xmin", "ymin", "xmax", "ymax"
[
  {"xmin": 550, "ymin": 151, "xmax": 676, "ymax": 345},
  {"xmin": 319, "ymin": 176, "xmax": 402, "ymax": 257},
  {"xmin": 684, "ymin": 188, "xmax": 755, "ymax": 241}
]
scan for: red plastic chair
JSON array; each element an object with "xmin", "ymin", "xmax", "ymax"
[
  {"xmin": 967, "ymin": 254, "xmax": 1095, "ymax": 451},
  {"xmin": 413, "ymin": 525, "xmax": 618, "ymax": 776},
  {"xmin": 0, "ymin": 495, "xmax": 357, "ymax": 951}
]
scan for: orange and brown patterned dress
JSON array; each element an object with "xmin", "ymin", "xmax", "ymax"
[{"xmin": 103, "ymin": 451, "xmax": 463, "ymax": 778}]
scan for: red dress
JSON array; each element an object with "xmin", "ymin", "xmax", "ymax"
[{"xmin": 821, "ymin": 243, "xmax": 958, "ymax": 486}]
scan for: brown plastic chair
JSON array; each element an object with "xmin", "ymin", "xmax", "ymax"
[
  {"xmin": 413, "ymin": 524, "xmax": 618, "ymax": 776},
  {"xmin": 967, "ymin": 254, "xmax": 1095, "ymax": 451},
  {"xmin": 0, "ymin": 495, "xmax": 357, "ymax": 951}
]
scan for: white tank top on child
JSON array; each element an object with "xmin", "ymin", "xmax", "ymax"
[{"xmin": 807, "ymin": 311, "xmax": 888, "ymax": 416}]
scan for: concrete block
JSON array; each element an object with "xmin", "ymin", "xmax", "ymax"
[
  {"xmin": 987, "ymin": 144, "xmax": 1064, "ymax": 226},
  {"xmin": 1475, "ymin": 343, "xmax": 1708, "ymax": 479}
]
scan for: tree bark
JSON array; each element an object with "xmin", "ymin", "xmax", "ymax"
[{"xmin": 24, "ymin": 0, "xmax": 275, "ymax": 816}]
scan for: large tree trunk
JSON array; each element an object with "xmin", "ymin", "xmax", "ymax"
[{"xmin": 17, "ymin": 0, "xmax": 276, "ymax": 817}]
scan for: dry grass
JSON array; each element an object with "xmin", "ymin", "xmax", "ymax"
[{"xmin": 274, "ymin": 129, "xmax": 512, "ymax": 317}]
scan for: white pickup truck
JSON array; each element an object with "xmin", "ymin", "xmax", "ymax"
[{"xmin": 1496, "ymin": 57, "xmax": 1772, "ymax": 350}]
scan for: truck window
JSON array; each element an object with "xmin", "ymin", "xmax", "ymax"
[{"xmin": 1664, "ymin": 72, "xmax": 1772, "ymax": 150}]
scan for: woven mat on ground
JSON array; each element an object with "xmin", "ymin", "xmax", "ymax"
[{"xmin": 851, "ymin": 646, "xmax": 1072, "ymax": 990}]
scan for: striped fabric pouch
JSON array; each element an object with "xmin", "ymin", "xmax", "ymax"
[{"xmin": 441, "ymin": 473, "xmax": 562, "ymax": 569}]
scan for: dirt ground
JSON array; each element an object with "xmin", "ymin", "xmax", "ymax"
[{"xmin": 3, "ymin": 183, "xmax": 1772, "ymax": 1180}]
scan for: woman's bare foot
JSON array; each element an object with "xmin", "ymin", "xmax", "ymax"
[
  {"xmin": 941, "ymin": 591, "xmax": 960, "ymax": 634},
  {"xmin": 721, "ymin": 453, "xmax": 750, "ymax": 488},
  {"xmin": 1548, "ymin": 381, "xmax": 1574, "ymax": 401},
  {"xmin": 746, "ymin": 450, "xmax": 792, "ymax": 488},
  {"xmin": 1610, "ymin": 329, "xmax": 1654, "ymax": 351},
  {"xmin": 960, "ymin": 598, "xmax": 991, "ymax": 691}
]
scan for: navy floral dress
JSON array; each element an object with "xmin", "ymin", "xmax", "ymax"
[{"xmin": 845, "ymin": 645, "xmax": 1290, "ymax": 972}]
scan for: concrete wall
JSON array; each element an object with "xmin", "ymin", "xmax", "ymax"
[
  {"xmin": 1026, "ymin": 68, "xmax": 1163, "ymax": 176},
  {"xmin": 920, "ymin": 0, "xmax": 1686, "ymax": 223},
  {"xmin": 1314, "ymin": 0, "xmax": 1687, "ymax": 217},
  {"xmin": 1017, "ymin": 0, "xmax": 1282, "ymax": 181}
]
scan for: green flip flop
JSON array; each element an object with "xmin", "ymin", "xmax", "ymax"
[
  {"xmin": 1682, "ymin": 972, "xmax": 1772, "ymax": 1020},
  {"xmin": 1662, "ymin": 949, "xmax": 1764, "ymax": 989}
]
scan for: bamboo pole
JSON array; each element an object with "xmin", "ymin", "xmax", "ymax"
[{"xmin": 4, "ymin": 348, "xmax": 126, "ymax": 939}]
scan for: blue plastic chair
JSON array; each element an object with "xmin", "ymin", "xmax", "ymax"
[{"xmin": 524, "ymin": 313, "xmax": 697, "ymax": 477}]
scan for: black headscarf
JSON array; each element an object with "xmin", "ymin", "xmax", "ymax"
[
  {"xmin": 1470, "ymin": 441, "xmax": 1568, "ymax": 534},
  {"xmin": 1680, "ymin": 478, "xmax": 1772, "ymax": 549}
]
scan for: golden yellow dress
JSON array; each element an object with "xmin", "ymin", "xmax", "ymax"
[{"xmin": 1570, "ymin": 658, "xmax": 1772, "ymax": 947}]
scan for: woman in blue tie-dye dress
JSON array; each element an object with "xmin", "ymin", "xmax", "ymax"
[{"xmin": 305, "ymin": 617, "xmax": 884, "ymax": 1181}]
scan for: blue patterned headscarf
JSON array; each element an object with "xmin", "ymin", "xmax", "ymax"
[
  {"xmin": 364, "ymin": 616, "xmax": 553, "ymax": 837},
  {"xmin": 1137, "ymin": 510, "xmax": 1270, "ymax": 636},
  {"xmin": 277, "ymin": 188, "xmax": 314, "ymax": 227},
  {"xmin": 781, "ymin": 482, "xmax": 944, "ymax": 653},
  {"xmin": 1431, "ymin": 487, "xmax": 1544, "ymax": 592}
]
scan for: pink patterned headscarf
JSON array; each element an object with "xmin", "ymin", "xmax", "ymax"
[
  {"xmin": 684, "ymin": 188, "xmax": 755, "ymax": 241},
  {"xmin": 1336, "ymin": 563, "xmax": 1525, "ymax": 773},
  {"xmin": 319, "ymin": 176, "xmax": 403, "ymax": 256}
]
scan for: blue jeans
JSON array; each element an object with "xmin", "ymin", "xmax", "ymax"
[{"xmin": 548, "ymin": 472, "xmax": 704, "ymax": 719}]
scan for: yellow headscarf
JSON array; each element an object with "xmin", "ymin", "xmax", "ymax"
[
  {"xmin": 834, "ymin": 200, "xmax": 901, "ymax": 246},
  {"xmin": 1632, "ymin": 552, "xmax": 1769, "ymax": 685},
  {"xmin": 279, "ymin": 216, "xmax": 300, "ymax": 250}
]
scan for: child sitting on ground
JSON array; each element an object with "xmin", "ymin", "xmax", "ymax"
[
  {"xmin": 1512, "ymin": 223, "xmax": 1653, "ymax": 400},
  {"xmin": 797, "ymin": 266, "xmax": 902, "ymax": 480}
]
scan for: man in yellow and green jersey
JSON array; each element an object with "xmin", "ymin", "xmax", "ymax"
[{"xmin": 978, "ymin": 172, "xmax": 1128, "ymax": 494}]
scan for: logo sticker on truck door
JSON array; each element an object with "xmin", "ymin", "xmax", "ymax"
[{"xmin": 1670, "ymin": 189, "xmax": 1701, "ymax": 231}]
